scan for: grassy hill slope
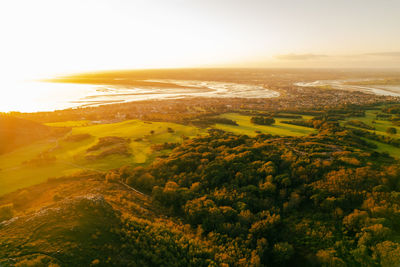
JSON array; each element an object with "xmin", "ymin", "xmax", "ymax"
[
  {"xmin": 0, "ymin": 115, "xmax": 63, "ymax": 154},
  {"xmin": 0, "ymin": 119, "xmax": 205, "ymax": 196}
]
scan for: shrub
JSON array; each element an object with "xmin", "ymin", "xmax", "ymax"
[
  {"xmin": 386, "ymin": 127, "xmax": 397, "ymax": 135},
  {"xmin": 250, "ymin": 116, "xmax": 275, "ymax": 125}
]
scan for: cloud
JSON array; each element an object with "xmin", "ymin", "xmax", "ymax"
[
  {"xmin": 275, "ymin": 53, "xmax": 328, "ymax": 60},
  {"xmin": 364, "ymin": 52, "xmax": 400, "ymax": 57},
  {"xmin": 275, "ymin": 52, "xmax": 400, "ymax": 61}
]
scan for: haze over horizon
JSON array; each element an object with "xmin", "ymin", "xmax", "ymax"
[{"xmin": 0, "ymin": 0, "xmax": 399, "ymax": 82}]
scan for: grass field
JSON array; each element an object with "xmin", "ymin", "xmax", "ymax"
[
  {"xmin": 343, "ymin": 109, "xmax": 400, "ymax": 138},
  {"xmin": 342, "ymin": 108, "xmax": 400, "ymax": 157},
  {"xmin": 361, "ymin": 138, "xmax": 400, "ymax": 158},
  {"xmin": 215, "ymin": 111, "xmax": 400, "ymax": 158},
  {"xmin": 0, "ymin": 113, "xmax": 322, "ymax": 196},
  {"xmin": 213, "ymin": 113, "xmax": 316, "ymax": 136},
  {"xmin": 0, "ymin": 119, "xmax": 205, "ymax": 196}
]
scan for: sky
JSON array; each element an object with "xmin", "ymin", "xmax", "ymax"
[{"xmin": 0, "ymin": 0, "xmax": 399, "ymax": 81}]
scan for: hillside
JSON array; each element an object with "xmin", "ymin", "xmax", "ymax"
[
  {"xmin": 117, "ymin": 130, "xmax": 400, "ymax": 266},
  {"xmin": 0, "ymin": 115, "xmax": 64, "ymax": 154},
  {"xmin": 0, "ymin": 172, "xmax": 219, "ymax": 266},
  {"xmin": 0, "ymin": 119, "xmax": 205, "ymax": 196}
]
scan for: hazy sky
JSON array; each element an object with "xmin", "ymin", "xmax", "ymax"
[{"xmin": 0, "ymin": 0, "xmax": 399, "ymax": 80}]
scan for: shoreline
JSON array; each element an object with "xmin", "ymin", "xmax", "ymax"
[
  {"xmin": 1, "ymin": 79, "xmax": 279, "ymax": 113},
  {"xmin": 294, "ymin": 79, "xmax": 400, "ymax": 97}
]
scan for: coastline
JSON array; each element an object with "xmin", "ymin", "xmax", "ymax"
[{"xmin": 1, "ymin": 79, "xmax": 279, "ymax": 113}]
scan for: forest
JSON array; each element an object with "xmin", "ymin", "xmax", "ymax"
[{"xmin": 114, "ymin": 123, "xmax": 400, "ymax": 266}]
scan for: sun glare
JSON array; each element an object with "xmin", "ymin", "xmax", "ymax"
[{"xmin": 1, "ymin": 0, "xmax": 399, "ymax": 87}]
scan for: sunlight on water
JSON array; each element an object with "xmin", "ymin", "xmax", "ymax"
[
  {"xmin": 0, "ymin": 80, "xmax": 99, "ymax": 112},
  {"xmin": 295, "ymin": 80, "xmax": 400, "ymax": 96},
  {"xmin": 0, "ymin": 80, "xmax": 279, "ymax": 113}
]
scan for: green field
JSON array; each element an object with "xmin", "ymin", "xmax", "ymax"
[
  {"xmin": 343, "ymin": 109, "xmax": 400, "ymax": 138},
  {"xmin": 361, "ymin": 138, "xmax": 400, "ymax": 158},
  {"xmin": 214, "ymin": 113, "xmax": 316, "ymax": 136},
  {"xmin": 0, "ymin": 119, "xmax": 205, "ymax": 196},
  {"xmin": 215, "ymin": 110, "xmax": 400, "ymax": 158},
  {"xmin": 0, "ymin": 113, "xmax": 317, "ymax": 196},
  {"xmin": 342, "ymin": 108, "xmax": 400, "ymax": 157}
]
